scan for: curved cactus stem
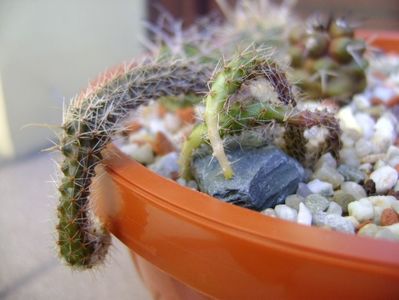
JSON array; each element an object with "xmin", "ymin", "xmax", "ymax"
[
  {"xmin": 185, "ymin": 47, "xmax": 295, "ymax": 179},
  {"xmin": 57, "ymin": 60, "xmax": 211, "ymax": 269},
  {"xmin": 179, "ymin": 123, "xmax": 208, "ymax": 179}
]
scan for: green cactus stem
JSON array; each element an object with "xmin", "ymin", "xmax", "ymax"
[
  {"xmin": 180, "ymin": 48, "xmax": 296, "ymax": 179},
  {"xmin": 57, "ymin": 60, "xmax": 211, "ymax": 269},
  {"xmin": 180, "ymin": 48, "xmax": 342, "ymax": 179}
]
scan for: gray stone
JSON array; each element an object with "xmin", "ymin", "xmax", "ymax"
[
  {"xmin": 332, "ymin": 190, "xmax": 356, "ymax": 214},
  {"xmin": 312, "ymin": 165, "xmax": 344, "ymax": 189},
  {"xmin": 337, "ymin": 164, "xmax": 365, "ymax": 183},
  {"xmin": 148, "ymin": 152, "xmax": 179, "ymax": 179},
  {"xmin": 285, "ymin": 194, "xmax": 304, "ymax": 211},
  {"xmin": 296, "ymin": 182, "xmax": 312, "ymax": 198},
  {"xmin": 313, "ymin": 212, "xmax": 355, "ymax": 234},
  {"xmin": 191, "ymin": 146, "xmax": 305, "ymax": 211},
  {"xmin": 326, "ymin": 201, "xmax": 343, "ymax": 216},
  {"xmin": 304, "ymin": 194, "xmax": 330, "ymax": 214}
]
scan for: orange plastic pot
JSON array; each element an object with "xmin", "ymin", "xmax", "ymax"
[{"xmin": 92, "ymin": 32, "xmax": 399, "ymax": 299}]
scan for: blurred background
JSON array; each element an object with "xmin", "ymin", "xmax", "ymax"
[{"xmin": 0, "ymin": 0, "xmax": 398, "ymax": 299}]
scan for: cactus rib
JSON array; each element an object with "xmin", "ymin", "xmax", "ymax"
[{"xmin": 57, "ymin": 60, "xmax": 211, "ymax": 269}]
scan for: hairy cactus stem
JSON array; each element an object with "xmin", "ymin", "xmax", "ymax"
[
  {"xmin": 57, "ymin": 60, "xmax": 212, "ymax": 269},
  {"xmin": 180, "ymin": 47, "xmax": 296, "ymax": 180}
]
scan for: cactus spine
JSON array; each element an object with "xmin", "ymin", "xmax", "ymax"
[{"xmin": 57, "ymin": 60, "xmax": 211, "ymax": 269}]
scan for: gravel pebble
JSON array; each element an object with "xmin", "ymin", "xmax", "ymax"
[
  {"xmin": 312, "ymin": 166, "xmax": 344, "ymax": 189},
  {"xmin": 307, "ymin": 179, "xmax": 334, "ymax": 196},
  {"xmin": 341, "ymin": 181, "xmax": 367, "ymax": 200},
  {"xmin": 344, "ymin": 216, "xmax": 360, "ymax": 228},
  {"xmin": 333, "ymin": 191, "xmax": 356, "ymax": 214},
  {"xmin": 285, "ymin": 194, "xmax": 304, "ymax": 211},
  {"xmin": 314, "ymin": 152, "xmax": 337, "ymax": 170},
  {"xmin": 375, "ymin": 228, "xmax": 398, "ymax": 241},
  {"xmin": 148, "ymin": 152, "xmax": 179, "ymax": 179},
  {"xmin": 297, "ymin": 203, "xmax": 312, "ymax": 225},
  {"xmin": 380, "ymin": 208, "xmax": 399, "ymax": 226},
  {"xmin": 304, "ymin": 194, "xmax": 330, "ymax": 214},
  {"xmin": 369, "ymin": 165, "xmax": 398, "ymax": 194},
  {"xmin": 339, "ymin": 148, "xmax": 360, "ymax": 167},
  {"xmin": 326, "ymin": 201, "xmax": 343, "ymax": 216},
  {"xmin": 275, "ymin": 205, "xmax": 298, "ymax": 221},
  {"xmin": 358, "ymin": 223, "xmax": 379, "ymax": 237},
  {"xmin": 313, "ymin": 212, "xmax": 355, "ymax": 234},
  {"xmin": 355, "ymin": 138, "xmax": 375, "ymax": 158},
  {"xmin": 348, "ymin": 198, "xmax": 374, "ymax": 223},
  {"xmin": 296, "ymin": 182, "xmax": 313, "ymax": 198},
  {"xmin": 262, "ymin": 208, "xmax": 277, "ymax": 218},
  {"xmin": 337, "ymin": 164, "xmax": 365, "ymax": 183},
  {"xmin": 121, "ymin": 143, "xmax": 155, "ymax": 164}
]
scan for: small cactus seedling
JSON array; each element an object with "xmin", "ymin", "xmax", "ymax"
[
  {"xmin": 288, "ymin": 15, "xmax": 368, "ymax": 102},
  {"xmin": 56, "ymin": 60, "xmax": 212, "ymax": 269},
  {"xmin": 180, "ymin": 47, "xmax": 342, "ymax": 179}
]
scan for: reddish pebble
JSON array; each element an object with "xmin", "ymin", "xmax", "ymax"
[
  {"xmin": 387, "ymin": 95, "xmax": 399, "ymax": 108},
  {"xmin": 123, "ymin": 121, "xmax": 142, "ymax": 135},
  {"xmin": 371, "ymin": 97, "xmax": 384, "ymax": 106},
  {"xmin": 158, "ymin": 105, "xmax": 167, "ymax": 118},
  {"xmin": 380, "ymin": 208, "xmax": 399, "ymax": 226},
  {"xmin": 152, "ymin": 132, "xmax": 176, "ymax": 155},
  {"xmin": 176, "ymin": 107, "xmax": 196, "ymax": 124}
]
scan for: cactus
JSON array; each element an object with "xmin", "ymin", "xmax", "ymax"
[
  {"xmin": 288, "ymin": 15, "xmax": 368, "ymax": 102},
  {"xmin": 56, "ymin": 60, "xmax": 212, "ymax": 269},
  {"xmin": 180, "ymin": 47, "xmax": 341, "ymax": 179}
]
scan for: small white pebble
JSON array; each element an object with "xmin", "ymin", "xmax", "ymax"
[
  {"xmin": 314, "ymin": 152, "xmax": 337, "ymax": 170},
  {"xmin": 312, "ymin": 166, "xmax": 344, "ymax": 189},
  {"xmin": 353, "ymin": 94, "xmax": 371, "ymax": 111},
  {"xmin": 338, "ymin": 106, "xmax": 363, "ymax": 138},
  {"xmin": 275, "ymin": 205, "xmax": 297, "ymax": 222},
  {"xmin": 373, "ymin": 160, "xmax": 386, "ymax": 171},
  {"xmin": 385, "ymin": 223, "xmax": 399, "ymax": 237},
  {"xmin": 339, "ymin": 148, "xmax": 360, "ymax": 167},
  {"xmin": 372, "ymin": 116, "xmax": 396, "ymax": 153},
  {"xmin": 307, "ymin": 179, "xmax": 334, "ymax": 196},
  {"xmin": 358, "ymin": 223, "xmax": 379, "ymax": 237},
  {"xmin": 359, "ymin": 163, "xmax": 373, "ymax": 174},
  {"xmin": 163, "ymin": 113, "xmax": 181, "ymax": 133},
  {"xmin": 373, "ymin": 86, "xmax": 395, "ymax": 102},
  {"xmin": 367, "ymin": 195, "xmax": 397, "ymax": 209},
  {"xmin": 370, "ymin": 165, "xmax": 398, "ymax": 194},
  {"xmin": 344, "ymin": 216, "xmax": 360, "ymax": 228},
  {"xmin": 355, "ymin": 138, "xmax": 375, "ymax": 158},
  {"xmin": 128, "ymin": 143, "xmax": 155, "ymax": 164},
  {"xmin": 262, "ymin": 208, "xmax": 277, "ymax": 218},
  {"xmin": 348, "ymin": 198, "xmax": 374, "ymax": 223},
  {"xmin": 341, "ymin": 181, "xmax": 367, "ymax": 200},
  {"xmin": 297, "ymin": 203, "xmax": 312, "ymax": 226},
  {"xmin": 355, "ymin": 112, "xmax": 375, "ymax": 139},
  {"xmin": 392, "ymin": 201, "xmax": 399, "ymax": 214}
]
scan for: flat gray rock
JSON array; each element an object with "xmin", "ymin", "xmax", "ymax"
[{"xmin": 191, "ymin": 146, "xmax": 305, "ymax": 211}]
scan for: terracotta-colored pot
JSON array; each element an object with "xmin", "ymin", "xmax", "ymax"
[{"xmin": 92, "ymin": 32, "xmax": 399, "ymax": 299}]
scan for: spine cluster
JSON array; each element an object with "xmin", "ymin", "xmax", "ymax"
[{"xmin": 57, "ymin": 61, "xmax": 211, "ymax": 269}]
